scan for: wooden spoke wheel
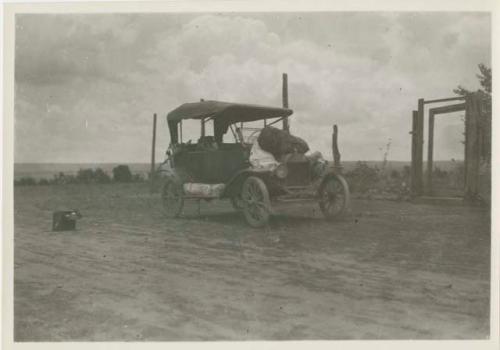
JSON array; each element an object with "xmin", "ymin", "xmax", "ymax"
[
  {"xmin": 241, "ymin": 176, "xmax": 271, "ymax": 227},
  {"xmin": 319, "ymin": 175, "xmax": 350, "ymax": 219},
  {"xmin": 161, "ymin": 179, "xmax": 184, "ymax": 218}
]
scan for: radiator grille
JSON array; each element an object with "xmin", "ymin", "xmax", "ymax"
[{"xmin": 285, "ymin": 161, "xmax": 311, "ymax": 186}]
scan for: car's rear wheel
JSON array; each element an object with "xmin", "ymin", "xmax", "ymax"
[
  {"xmin": 161, "ymin": 179, "xmax": 184, "ymax": 218},
  {"xmin": 241, "ymin": 176, "xmax": 271, "ymax": 227},
  {"xmin": 319, "ymin": 175, "xmax": 350, "ymax": 219}
]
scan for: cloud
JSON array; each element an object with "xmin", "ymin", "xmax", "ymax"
[
  {"xmin": 14, "ymin": 12, "xmax": 491, "ymax": 163},
  {"xmin": 134, "ymin": 14, "xmax": 421, "ymax": 159}
]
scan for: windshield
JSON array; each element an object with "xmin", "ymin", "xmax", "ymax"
[
  {"xmin": 237, "ymin": 127, "xmax": 262, "ymax": 144},
  {"xmin": 230, "ymin": 119, "xmax": 272, "ymax": 144}
]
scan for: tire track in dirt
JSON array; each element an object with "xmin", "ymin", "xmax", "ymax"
[{"xmin": 13, "ymin": 184, "xmax": 490, "ymax": 340}]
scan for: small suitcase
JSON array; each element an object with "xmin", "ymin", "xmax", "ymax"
[{"xmin": 52, "ymin": 210, "xmax": 82, "ymax": 231}]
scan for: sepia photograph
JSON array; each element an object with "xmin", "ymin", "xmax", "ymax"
[{"xmin": 2, "ymin": 1, "xmax": 498, "ymax": 347}]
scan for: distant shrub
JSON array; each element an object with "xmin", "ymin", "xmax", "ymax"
[
  {"xmin": 132, "ymin": 173, "xmax": 145, "ymax": 182},
  {"xmin": 76, "ymin": 167, "xmax": 112, "ymax": 184},
  {"xmin": 112, "ymin": 165, "xmax": 133, "ymax": 182},
  {"xmin": 14, "ymin": 177, "xmax": 37, "ymax": 186},
  {"xmin": 451, "ymin": 162, "xmax": 465, "ymax": 188},
  {"xmin": 402, "ymin": 165, "xmax": 411, "ymax": 181},
  {"xmin": 51, "ymin": 172, "xmax": 64, "ymax": 185},
  {"xmin": 390, "ymin": 169, "xmax": 401, "ymax": 179},
  {"xmin": 94, "ymin": 168, "xmax": 112, "ymax": 183},
  {"xmin": 16, "ymin": 166, "xmax": 139, "ymax": 186},
  {"xmin": 38, "ymin": 178, "xmax": 50, "ymax": 186},
  {"xmin": 76, "ymin": 168, "xmax": 95, "ymax": 184},
  {"xmin": 433, "ymin": 166, "xmax": 449, "ymax": 180},
  {"xmin": 342, "ymin": 161, "xmax": 411, "ymax": 200},
  {"xmin": 50, "ymin": 172, "xmax": 77, "ymax": 185},
  {"xmin": 344, "ymin": 161, "xmax": 380, "ymax": 193}
]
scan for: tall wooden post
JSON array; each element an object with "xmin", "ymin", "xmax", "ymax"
[
  {"xmin": 150, "ymin": 113, "xmax": 157, "ymax": 193},
  {"xmin": 332, "ymin": 124, "xmax": 341, "ymax": 167},
  {"xmin": 282, "ymin": 73, "xmax": 289, "ymax": 132},
  {"xmin": 415, "ymin": 98, "xmax": 425, "ymax": 195},
  {"xmin": 426, "ymin": 112, "xmax": 435, "ymax": 195},
  {"xmin": 464, "ymin": 94, "xmax": 480, "ymax": 199},
  {"xmin": 410, "ymin": 110, "xmax": 418, "ymax": 194}
]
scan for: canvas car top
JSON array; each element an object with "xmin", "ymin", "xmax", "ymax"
[
  {"xmin": 167, "ymin": 100, "xmax": 293, "ymax": 144},
  {"xmin": 167, "ymin": 100, "xmax": 293, "ymax": 124}
]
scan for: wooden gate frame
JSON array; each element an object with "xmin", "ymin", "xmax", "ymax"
[{"xmin": 410, "ymin": 93, "xmax": 483, "ymax": 199}]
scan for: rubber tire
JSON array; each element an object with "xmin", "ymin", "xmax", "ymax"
[
  {"xmin": 319, "ymin": 174, "xmax": 350, "ymax": 220},
  {"xmin": 161, "ymin": 179, "xmax": 184, "ymax": 218},
  {"xmin": 241, "ymin": 176, "xmax": 271, "ymax": 228}
]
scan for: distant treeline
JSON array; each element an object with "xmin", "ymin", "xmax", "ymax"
[
  {"xmin": 14, "ymin": 165, "xmax": 145, "ymax": 186},
  {"xmin": 15, "ymin": 161, "xmax": 465, "ymax": 200}
]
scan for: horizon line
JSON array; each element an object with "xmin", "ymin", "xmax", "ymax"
[{"xmin": 13, "ymin": 159, "xmax": 466, "ymax": 165}]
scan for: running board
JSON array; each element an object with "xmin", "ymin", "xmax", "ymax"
[{"xmin": 274, "ymin": 197, "xmax": 318, "ymax": 203}]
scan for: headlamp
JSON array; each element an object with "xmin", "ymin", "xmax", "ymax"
[{"xmin": 274, "ymin": 164, "xmax": 288, "ymax": 179}]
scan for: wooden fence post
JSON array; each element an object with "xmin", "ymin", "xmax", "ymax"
[
  {"xmin": 332, "ymin": 124, "xmax": 341, "ymax": 168},
  {"xmin": 426, "ymin": 112, "xmax": 435, "ymax": 195},
  {"xmin": 282, "ymin": 73, "xmax": 290, "ymax": 132},
  {"xmin": 410, "ymin": 110, "xmax": 418, "ymax": 194},
  {"xmin": 150, "ymin": 113, "xmax": 157, "ymax": 193}
]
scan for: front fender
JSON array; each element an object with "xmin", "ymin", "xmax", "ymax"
[
  {"xmin": 221, "ymin": 168, "xmax": 272, "ymax": 198},
  {"xmin": 317, "ymin": 172, "xmax": 351, "ymax": 200}
]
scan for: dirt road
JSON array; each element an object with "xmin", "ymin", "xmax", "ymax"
[{"xmin": 13, "ymin": 183, "xmax": 490, "ymax": 340}]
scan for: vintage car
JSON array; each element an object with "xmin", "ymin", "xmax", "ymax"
[{"xmin": 158, "ymin": 100, "xmax": 350, "ymax": 227}]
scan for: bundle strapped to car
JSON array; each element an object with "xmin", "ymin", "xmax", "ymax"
[
  {"xmin": 256, "ymin": 126, "xmax": 327, "ymax": 179},
  {"xmin": 257, "ymin": 126, "xmax": 309, "ymax": 160},
  {"xmin": 183, "ymin": 183, "xmax": 226, "ymax": 198}
]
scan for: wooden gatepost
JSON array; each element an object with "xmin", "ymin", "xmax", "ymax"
[
  {"xmin": 410, "ymin": 99, "xmax": 425, "ymax": 195},
  {"xmin": 464, "ymin": 93, "xmax": 483, "ymax": 199},
  {"xmin": 410, "ymin": 92, "xmax": 485, "ymax": 201},
  {"xmin": 150, "ymin": 113, "xmax": 157, "ymax": 193}
]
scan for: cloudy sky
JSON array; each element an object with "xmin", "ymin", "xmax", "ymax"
[{"xmin": 14, "ymin": 12, "xmax": 490, "ymax": 163}]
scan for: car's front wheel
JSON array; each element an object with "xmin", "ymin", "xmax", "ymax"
[
  {"xmin": 241, "ymin": 176, "xmax": 271, "ymax": 227},
  {"xmin": 318, "ymin": 174, "xmax": 350, "ymax": 219},
  {"xmin": 161, "ymin": 179, "xmax": 184, "ymax": 218}
]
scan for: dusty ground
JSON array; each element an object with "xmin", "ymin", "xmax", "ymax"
[{"xmin": 14, "ymin": 183, "xmax": 490, "ymax": 340}]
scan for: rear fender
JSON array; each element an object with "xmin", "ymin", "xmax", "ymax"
[{"xmin": 156, "ymin": 165, "xmax": 192, "ymax": 195}]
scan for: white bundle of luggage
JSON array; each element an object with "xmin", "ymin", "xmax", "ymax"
[
  {"xmin": 183, "ymin": 183, "xmax": 226, "ymax": 197},
  {"xmin": 249, "ymin": 138, "xmax": 279, "ymax": 170}
]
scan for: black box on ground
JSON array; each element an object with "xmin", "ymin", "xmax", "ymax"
[{"xmin": 52, "ymin": 211, "xmax": 81, "ymax": 231}]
